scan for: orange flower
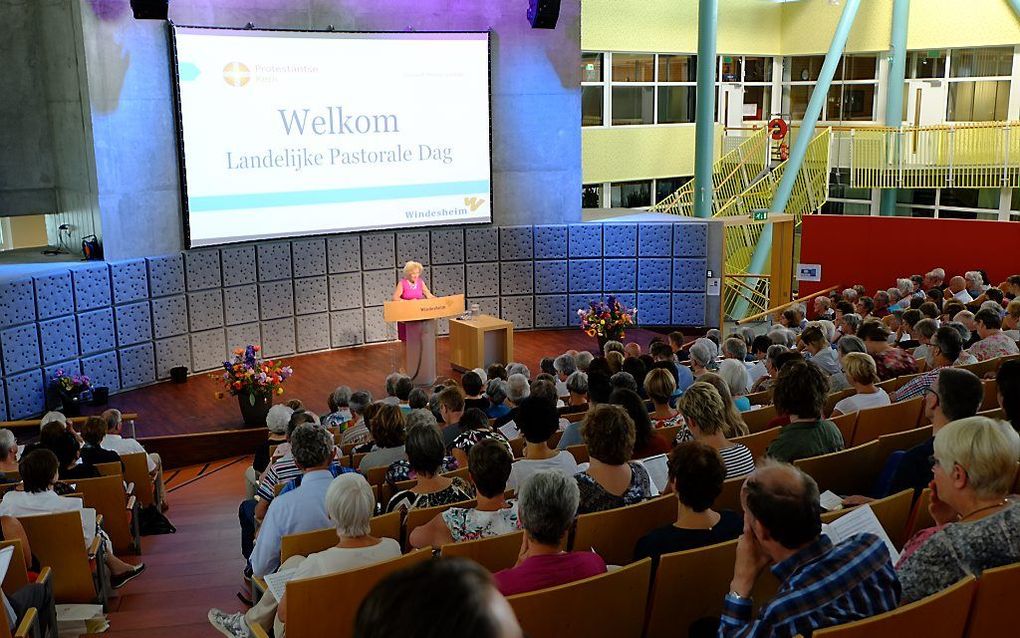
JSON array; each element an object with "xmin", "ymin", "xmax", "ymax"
[{"xmin": 232, "ymin": 381, "xmax": 242, "ymax": 390}]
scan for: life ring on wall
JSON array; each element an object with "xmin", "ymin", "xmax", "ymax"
[
  {"xmin": 779, "ymin": 143, "xmax": 790, "ymax": 161},
  {"xmin": 768, "ymin": 118, "xmax": 789, "ymax": 140}
]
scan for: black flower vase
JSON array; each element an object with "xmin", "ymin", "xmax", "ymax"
[
  {"xmin": 59, "ymin": 391, "xmax": 82, "ymax": 417},
  {"xmin": 238, "ymin": 393, "xmax": 273, "ymax": 427}
]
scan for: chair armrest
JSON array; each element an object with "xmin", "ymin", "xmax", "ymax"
[
  {"xmin": 251, "ymin": 576, "xmax": 267, "ymax": 604},
  {"xmin": 126, "ymin": 482, "xmax": 135, "ymax": 497},
  {"xmin": 249, "ymin": 621, "xmax": 271, "ymax": 638},
  {"xmin": 87, "ymin": 535, "xmax": 102, "ymax": 558},
  {"xmin": 35, "ymin": 567, "xmax": 51, "ymax": 587},
  {"xmin": 126, "ymin": 495, "xmax": 137, "ymax": 511},
  {"xmin": 12, "ymin": 606, "xmax": 36, "ymax": 638},
  {"xmin": 96, "ymin": 514, "xmax": 104, "ymax": 529}
]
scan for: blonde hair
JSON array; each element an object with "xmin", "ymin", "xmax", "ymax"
[
  {"xmin": 1006, "ymin": 299, "xmax": 1020, "ymax": 320},
  {"xmin": 842, "ymin": 352, "xmax": 879, "ymax": 386},
  {"xmin": 676, "ymin": 382, "xmax": 727, "ymax": 436},
  {"xmin": 643, "ymin": 368, "xmax": 677, "ymax": 404},
  {"xmin": 402, "ymin": 261, "xmax": 423, "ymax": 277},
  {"xmin": 934, "ymin": 416, "xmax": 1020, "ymax": 499},
  {"xmin": 697, "ymin": 373, "xmax": 749, "ymax": 437},
  {"xmin": 606, "ymin": 351, "xmax": 624, "ymax": 374}
]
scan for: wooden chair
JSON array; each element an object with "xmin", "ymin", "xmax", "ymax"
[
  {"xmin": 73, "ymin": 475, "xmax": 140, "ymax": 555},
  {"xmin": 370, "ymin": 510, "xmax": 401, "ymax": 543},
  {"xmin": 958, "ymin": 357, "xmax": 999, "ymax": 379},
  {"xmin": 441, "ymin": 466, "xmax": 471, "ymax": 482},
  {"xmin": 876, "ymin": 425, "xmax": 932, "ymax": 463},
  {"xmin": 440, "ymin": 530, "xmax": 524, "ymax": 572},
  {"xmin": 0, "ymin": 540, "xmax": 53, "ymax": 638},
  {"xmin": 823, "ymin": 388, "xmax": 855, "ymax": 417},
  {"xmin": 571, "ymin": 495, "xmax": 677, "ymax": 566},
  {"xmin": 978, "ymin": 407, "xmax": 1006, "ymax": 419},
  {"xmin": 507, "ymin": 558, "xmax": 652, "ymax": 638},
  {"xmin": 906, "ymin": 488, "xmax": 936, "ymax": 541},
  {"xmin": 280, "ymin": 528, "xmax": 337, "ymax": 565},
  {"xmin": 363, "ymin": 465, "xmax": 388, "ymax": 487},
  {"xmin": 0, "ymin": 483, "xmax": 21, "ymax": 498},
  {"xmin": 121, "ymin": 452, "xmax": 155, "ymax": 509},
  {"xmin": 403, "ymin": 499, "xmax": 476, "ymax": 550},
  {"xmin": 745, "ymin": 389, "xmax": 772, "ymax": 406},
  {"xmin": 17, "ymin": 511, "xmax": 105, "ymax": 605},
  {"xmin": 656, "ymin": 424, "xmax": 683, "ymax": 446},
  {"xmin": 549, "ymin": 430, "xmax": 564, "ymax": 448},
  {"xmin": 0, "ymin": 471, "xmax": 18, "ymax": 483},
  {"xmin": 812, "ymin": 575, "xmax": 976, "ymax": 637},
  {"xmin": 730, "ymin": 426, "xmax": 781, "ymax": 461},
  {"xmin": 714, "ymin": 475, "xmax": 748, "ymax": 513},
  {"xmin": 350, "ymin": 452, "xmax": 369, "ymax": 469},
  {"xmin": 742, "ymin": 405, "xmax": 778, "ymax": 434},
  {"xmin": 963, "ymin": 560, "xmax": 1020, "ymax": 637},
  {"xmin": 819, "ymin": 489, "xmax": 914, "ymax": 550},
  {"xmin": 566, "ymin": 444, "xmax": 589, "ymax": 465},
  {"xmin": 280, "ymin": 548, "xmax": 431, "ymax": 638},
  {"xmin": 830, "ymin": 412, "xmax": 858, "ymax": 445},
  {"xmin": 795, "ymin": 441, "xmax": 885, "ymax": 496},
  {"xmin": 509, "ymin": 436, "xmax": 527, "ymax": 458},
  {"xmin": 564, "ymin": 411, "xmax": 587, "ymax": 423},
  {"xmin": 850, "ymin": 397, "xmax": 924, "ymax": 447},
  {"xmin": 92, "ymin": 462, "xmax": 122, "ymax": 477},
  {"xmin": 980, "ymin": 380, "xmax": 999, "ymax": 411},
  {"xmin": 876, "ymin": 376, "xmax": 911, "ymax": 393}
]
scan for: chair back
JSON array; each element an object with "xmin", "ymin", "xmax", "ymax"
[
  {"xmin": 350, "ymin": 452, "xmax": 368, "ymax": 469},
  {"xmin": 742, "ymin": 405, "xmax": 778, "ymax": 434},
  {"xmin": 0, "ymin": 484, "xmax": 20, "ymax": 498},
  {"xmin": 120, "ymin": 452, "xmax": 154, "ymax": 509},
  {"xmin": 17, "ymin": 510, "xmax": 98, "ymax": 603},
  {"xmin": 812, "ymin": 575, "xmax": 976, "ymax": 637},
  {"xmin": 655, "ymin": 425, "xmax": 682, "ymax": 446},
  {"xmin": 440, "ymin": 530, "xmax": 524, "ymax": 572},
  {"xmin": 977, "ymin": 407, "xmax": 1005, "ymax": 419},
  {"xmin": 714, "ymin": 475, "xmax": 748, "ymax": 513},
  {"xmin": 876, "ymin": 425, "xmax": 932, "ymax": 463},
  {"xmin": 71, "ymin": 475, "xmax": 136, "ymax": 554},
  {"xmin": 730, "ymin": 426, "xmax": 781, "ymax": 461},
  {"xmin": 876, "ymin": 376, "xmax": 911, "ymax": 393},
  {"xmin": 549, "ymin": 430, "xmax": 564, "ymax": 448},
  {"xmin": 823, "ymin": 388, "xmax": 855, "ymax": 417},
  {"xmin": 92, "ymin": 462, "xmax": 122, "ymax": 477},
  {"xmin": 507, "ymin": 558, "xmax": 652, "ymax": 638},
  {"xmin": 744, "ymin": 389, "xmax": 772, "ymax": 406},
  {"xmin": 850, "ymin": 397, "xmax": 923, "ymax": 447},
  {"xmin": 280, "ymin": 528, "xmax": 337, "ymax": 565},
  {"xmin": 285, "ymin": 548, "xmax": 431, "ymax": 638},
  {"xmin": 958, "ymin": 358, "xmax": 999, "ymax": 379},
  {"xmin": 820, "ymin": 489, "xmax": 914, "ymax": 550},
  {"xmin": 441, "ymin": 466, "xmax": 471, "ymax": 482},
  {"xmin": 509, "ymin": 437, "xmax": 527, "ymax": 458},
  {"xmin": 907, "ymin": 488, "xmax": 936, "ymax": 540},
  {"xmin": 369, "ymin": 510, "xmax": 401, "ymax": 543},
  {"xmin": 964, "ymin": 561, "xmax": 1020, "ymax": 637},
  {"xmin": 571, "ymin": 495, "xmax": 678, "ymax": 566},
  {"xmin": 403, "ymin": 499, "xmax": 476, "ymax": 550},
  {"xmin": 566, "ymin": 444, "xmax": 589, "ymax": 465},
  {"xmin": 364, "ymin": 465, "xmax": 388, "ymax": 486},
  {"xmin": 0, "ymin": 540, "xmax": 29, "ymax": 595},
  {"xmin": 980, "ymin": 380, "xmax": 999, "ymax": 412},
  {"xmin": 794, "ymin": 440, "xmax": 885, "ymax": 496},
  {"xmin": 830, "ymin": 412, "xmax": 858, "ymax": 444},
  {"xmin": 646, "ymin": 540, "xmax": 737, "ymax": 638}
]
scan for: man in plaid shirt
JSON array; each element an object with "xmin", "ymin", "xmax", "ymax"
[
  {"xmin": 719, "ymin": 461, "xmax": 900, "ymax": 638},
  {"xmin": 892, "ymin": 327, "xmax": 964, "ymax": 403}
]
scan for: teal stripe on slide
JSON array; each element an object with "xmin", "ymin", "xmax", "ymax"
[{"xmin": 189, "ymin": 180, "xmax": 490, "ymax": 212}]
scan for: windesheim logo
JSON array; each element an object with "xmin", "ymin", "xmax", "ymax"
[
  {"xmin": 223, "ymin": 62, "xmax": 251, "ymax": 87},
  {"xmin": 464, "ymin": 197, "xmax": 485, "ymax": 212}
]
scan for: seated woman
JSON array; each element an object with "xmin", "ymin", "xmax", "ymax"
[
  {"xmin": 1003, "ymin": 299, "xmax": 1020, "ymax": 340},
  {"xmin": 574, "ymin": 405, "xmax": 653, "ymax": 514},
  {"xmin": 634, "ymin": 441, "xmax": 743, "ymax": 569},
  {"xmin": 0, "ymin": 449, "xmax": 143, "ymax": 588},
  {"xmin": 688, "ymin": 339, "xmax": 716, "ymax": 379},
  {"xmin": 322, "ymin": 385, "xmax": 353, "ymax": 428},
  {"xmin": 765, "ymin": 360, "xmax": 844, "ymax": 463},
  {"xmin": 462, "ymin": 371, "xmax": 490, "ymax": 413},
  {"xmin": 484, "ymin": 378, "xmax": 512, "ymax": 420},
  {"xmin": 357, "ymin": 404, "xmax": 407, "ymax": 472},
  {"xmin": 831, "ymin": 352, "xmax": 890, "ymax": 417},
  {"xmin": 507, "ymin": 397, "xmax": 577, "ymax": 491},
  {"xmin": 410, "ymin": 440, "xmax": 521, "ymax": 549},
  {"xmin": 749, "ymin": 344, "xmax": 788, "ymax": 394},
  {"xmin": 48, "ymin": 431, "xmax": 100, "ymax": 481},
  {"xmin": 717, "ymin": 359, "xmax": 751, "ymax": 412},
  {"xmin": 0, "ymin": 429, "xmax": 19, "ymax": 482},
  {"xmin": 609, "ymin": 388, "xmax": 671, "ymax": 460},
  {"xmin": 451, "ymin": 408, "xmax": 513, "ymax": 469},
  {"xmin": 858, "ymin": 320, "xmax": 917, "ymax": 381},
  {"xmin": 564, "ymin": 370, "xmax": 589, "ymax": 409},
  {"xmin": 386, "ymin": 425, "xmax": 475, "ymax": 513},
  {"xmin": 644, "ymin": 368, "xmax": 684, "ymax": 429},
  {"xmin": 827, "ymin": 335, "xmax": 867, "ymax": 392},
  {"xmin": 79, "ymin": 416, "xmax": 122, "ymax": 467},
  {"xmin": 493, "ymin": 470, "xmax": 606, "ymax": 596},
  {"xmin": 676, "ymin": 383, "xmax": 754, "ymax": 479},
  {"xmin": 694, "ymin": 373, "xmax": 749, "ymax": 438},
  {"xmin": 384, "ymin": 412, "xmax": 457, "ymax": 484},
  {"xmin": 896, "ymin": 417, "xmax": 1020, "ymax": 604}
]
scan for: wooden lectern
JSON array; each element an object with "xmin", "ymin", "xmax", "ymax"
[
  {"xmin": 449, "ymin": 314, "xmax": 514, "ymax": 372},
  {"xmin": 383, "ymin": 294, "xmax": 465, "ymax": 386}
]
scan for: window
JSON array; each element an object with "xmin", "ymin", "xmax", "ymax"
[
  {"xmin": 612, "ymin": 86, "xmax": 654, "ymax": 125},
  {"xmin": 946, "ymin": 47, "xmax": 1012, "ymax": 122},
  {"xmin": 582, "ymin": 184, "xmax": 603, "ymax": 208},
  {"xmin": 657, "ymin": 86, "xmax": 696, "ymax": 124},
  {"xmin": 583, "ymin": 51, "xmax": 701, "ymax": 127},
  {"xmin": 744, "ymin": 57, "xmax": 773, "ymax": 83},
  {"xmin": 825, "ymin": 169, "xmax": 871, "ymax": 215},
  {"xmin": 612, "ymin": 54, "xmax": 655, "ymax": 82},
  {"xmin": 950, "ymin": 47, "xmax": 1013, "ymax": 78},
  {"xmin": 655, "ymin": 176, "xmax": 691, "ymax": 203},
  {"xmin": 659, "ymin": 55, "xmax": 697, "ymax": 82},
  {"xmin": 581, "ymin": 53, "xmax": 604, "ymax": 127},
  {"xmin": 610, "ymin": 180, "xmax": 652, "ymax": 208},
  {"xmin": 783, "ymin": 53, "xmax": 877, "ymax": 121},
  {"xmin": 908, "ymin": 50, "xmax": 946, "ymax": 79}
]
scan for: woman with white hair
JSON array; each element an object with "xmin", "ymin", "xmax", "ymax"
[
  {"xmin": 323, "ymin": 386, "xmax": 352, "ymax": 428},
  {"xmin": 716, "ymin": 359, "xmax": 751, "ymax": 411},
  {"xmin": 688, "ymin": 338, "xmax": 716, "ymax": 379},
  {"xmin": 0, "ymin": 429, "xmax": 18, "ymax": 478},
  {"xmin": 564, "ymin": 371, "xmax": 588, "ymax": 408},
  {"xmin": 246, "ymin": 404, "xmax": 295, "ymax": 499},
  {"xmin": 391, "ymin": 259, "xmax": 435, "ymax": 348}
]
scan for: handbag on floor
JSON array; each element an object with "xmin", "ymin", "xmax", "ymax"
[{"xmin": 139, "ymin": 505, "xmax": 176, "ymax": 535}]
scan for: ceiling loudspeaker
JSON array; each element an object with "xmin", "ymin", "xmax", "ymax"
[
  {"xmin": 130, "ymin": 0, "xmax": 168, "ymax": 20},
  {"xmin": 527, "ymin": 0, "xmax": 560, "ymax": 29}
]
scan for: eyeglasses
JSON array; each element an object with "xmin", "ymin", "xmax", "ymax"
[{"xmin": 928, "ymin": 454, "xmax": 941, "ymax": 468}]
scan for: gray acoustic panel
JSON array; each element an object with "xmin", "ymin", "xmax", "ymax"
[
  {"xmin": 637, "ymin": 293, "xmax": 671, "ymax": 325},
  {"xmin": 673, "ymin": 222, "xmax": 709, "ymax": 257},
  {"xmin": 81, "ymin": 350, "xmax": 120, "ymax": 392},
  {"xmin": 672, "ymin": 293, "xmax": 706, "ymax": 326},
  {"xmin": 151, "ymin": 295, "xmax": 188, "ymax": 338},
  {"xmin": 72, "ymin": 264, "xmax": 112, "ymax": 312},
  {"xmin": 38, "ymin": 316, "xmax": 78, "ymax": 365},
  {"xmin": 499, "ymin": 226, "xmax": 534, "ymax": 261},
  {"xmin": 154, "ymin": 335, "xmax": 191, "ymax": 379},
  {"xmin": 187, "ymin": 289, "xmax": 224, "ymax": 332},
  {"xmin": 257, "ymin": 242, "xmax": 293, "ymax": 281},
  {"xmin": 362, "ymin": 269, "xmax": 396, "ymax": 307},
  {"xmin": 1, "ymin": 324, "xmax": 40, "ymax": 374},
  {"xmin": 223, "ymin": 285, "xmax": 259, "ymax": 326},
  {"xmin": 258, "ymin": 280, "xmax": 295, "ymax": 320},
  {"xmin": 328, "ymin": 273, "xmax": 362, "ymax": 311},
  {"xmin": 190, "ymin": 328, "xmax": 226, "ymax": 372},
  {"xmin": 119, "ymin": 342, "xmax": 155, "ymax": 389},
  {"xmin": 185, "ymin": 250, "xmax": 222, "ymax": 291},
  {"xmin": 430, "ymin": 264, "xmax": 465, "ymax": 298},
  {"xmin": 294, "ymin": 276, "xmax": 329, "ymax": 315},
  {"xmin": 5, "ymin": 370, "xmax": 44, "ymax": 420},
  {"xmin": 327, "ymin": 235, "xmax": 361, "ymax": 273},
  {"xmin": 534, "ymin": 260, "xmax": 568, "ymax": 294},
  {"xmin": 568, "ymin": 259, "xmax": 602, "ymax": 292},
  {"xmin": 499, "ymin": 261, "xmax": 534, "ymax": 296},
  {"xmin": 466, "ymin": 263, "xmax": 499, "ymax": 297},
  {"xmin": 221, "ymin": 245, "xmax": 257, "ymax": 287},
  {"xmin": 33, "ymin": 272, "xmax": 73, "ymax": 320},
  {"xmin": 568, "ymin": 224, "xmax": 602, "ymax": 258},
  {"xmin": 225, "ymin": 322, "xmax": 262, "ymax": 354},
  {"xmin": 261, "ymin": 318, "xmax": 296, "ymax": 357},
  {"xmin": 639, "ymin": 223, "xmax": 673, "ymax": 257},
  {"xmin": 437, "ymin": 317, "xmax": 449, "ymax": 337},
  {"xmin": 330, "ymin": 310, "xmax": 364, "ymax": 348},
  {"xmin": 0, "ymin": 278, "xmax": 36, "ymax": 329},
  {"xmin": 500, "ymin": 295, "xmax": 534, "ymax": 330},
  {"xmin": 361, "ymin": 233, "xmax": 396, "ymax": 271},
  {"xmin": 465, "ymin": 227, "xmax": 498, "ymax": 262},
  {"xmin": 673, "ymin": 258, "xmax": 708, "ymax": 292},
  {"xmin": 362, "ymin": 306, "xmax": 392, "ymax": 343},
  {"xmin": 534, "ymin": 225, "xmax": 568, "ymax": 259},
  {"xmin": 603, "ymin": 223, "xmax": 638, "ymax": 257},
  {"xmin": 110, "ymin": 259, "xmax": 149, "ymax": 305},
  {"xmin": 534, "ymin": 294, "xmax": 568, "ymax": 328},
  {"xmin": 466, "ymin": 297, "xmax": 499, "ymax": 318},
  {"xmin": 292, "ymin": 238, "xmax": 327, "ymax": 278},
  {"xmin": 78, "ymin": 308, "xmax": 116, "ymax": 355},
  {"xmin": 397, "ymin": 231, "xmax": 431, "ymax": 266},
  {"xmin": 115, "ymin": 301, "xmax": 153, "ymax": 346},
  {"xmin": 147, "ymin": 254, "xmax": 186, "ymax": 297},
  {"xmin": 296, "ymin": 313, "xmax": 330, "ymax": 352},
  {"xmin": 430, "ymin": 228, "xmax": 465, "ymax": 264},
  {"xmin": 603, "ymin": 259, "xmax": 637, "ymax": 292}
]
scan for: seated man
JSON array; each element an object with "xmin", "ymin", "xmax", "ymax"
[
  {"xmin": 101, "ymin": 409, "xmax": 166, "ymax": 510},
  {"xmin": 892, "ymin": 327, "xmax": 964, "ymax": 402},
  {"xmin": 650, "ymin": 340, "xmax": 694, "ymax": 393},
  {"xmin": 719, "ymin": 460, "xmax": 900, "ymax": 638},
  {"xmin": 747, "ymin": 336, "xmax": 772, "ymax": 387},
  {"xmin": 945, "ymin": 276, "xmax": 973, "ymax": 304}
]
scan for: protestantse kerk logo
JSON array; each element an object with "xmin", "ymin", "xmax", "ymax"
[
  {"xmin": 464, "ymin": 197, "xmax": 485, "ymax": 212},
  {"xmin": 223, "ymin": 62, "xmax": 251, "ymax": 87}
]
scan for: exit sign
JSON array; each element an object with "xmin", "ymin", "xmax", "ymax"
[{"xmin": 752, "ymin": 210, "xmax": 768, "ymax": 221}]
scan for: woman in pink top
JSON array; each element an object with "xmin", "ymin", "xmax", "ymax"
[{"xmin": 391, "ymin": 260, "xmax": 435, "ymax": 341}]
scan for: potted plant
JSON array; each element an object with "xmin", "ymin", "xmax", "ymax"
[
  {"xmin": 50, "ymin": 370, "xmax": 91, "ymax": 417},
  {"xmin": 216, "ymin": 345, "xmax": 294, "ymax": 426},
  {"xmin": 577, "ymin": 296, "xmax": 637, "ymax": 352}
]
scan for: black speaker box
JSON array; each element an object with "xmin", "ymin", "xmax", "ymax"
[
  {"xmin": 527, "ymin": 0, "xmax": 561, "ymax": 29},
  {"xmin": 130, "ymin": 0, "xmax": 168, "ymax": 20}
]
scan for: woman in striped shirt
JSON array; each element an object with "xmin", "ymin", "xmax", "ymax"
[{"xmin": 677, "ymin": 382, "xmax": 756, "ymax": 479}]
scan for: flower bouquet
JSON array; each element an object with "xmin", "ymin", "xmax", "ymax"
[
  {"xmin": 216, "ymin": 345, "xmax": 294, "ymax": 426},
  {"xmin": 50, "ymin": 370, "xmax": 92, "ymax": 416},
  {"xmin": 577, "ymin": 296, "xmax": 637, "ymax": 349}
]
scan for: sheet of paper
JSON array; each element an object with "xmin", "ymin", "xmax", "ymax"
[
  {"xmin": 498, "ymin": 422, "xmax": 519, "ymax": 440},
  {"xmin": 639, "ymin": 454, "xmax": 670, "ymax": 494},
  {"xmin": 264, "ymin": 567, "xmax": 300, "ymax": 601},
  {"xmin": 819, "ymin": 490, "xmax": 844, "ymax": 512},
  {"xmin": 823, "ymin": 504, "xmax": 900, "ymax": 564}
]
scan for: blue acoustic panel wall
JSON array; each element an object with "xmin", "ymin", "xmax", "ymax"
[
  {"xmin": 328, "ymin": 273, "xmax": 362, "ymax": 311},
  {"xmin": 326, "ymin": 236, "xmax": 361, "ymax": 273},
  {"xmin": 154, "ymin": 335, "xmax": 190, "ymax": 379},
  {"xmin": 5, "ymin": 370, "xmax": 43, "ymax": 419},
  {"xmin": 0, "ymin": 278, "xmax": 35, "ymax": 329},
  {"xmin": 147, "ymin": 254, "xmax": 186, "ymax": 297},
  {"xmin": 185, "ymin": 250, "xmax": 222, "ymax": 291},
  {"xmin": 430, "ymin": 264, "xmax": 465, "ymax": 298},
  {"xmin": 465, "ymin": 227, "xmax": 499, "ymax": 263},
  {"xmin": 466, "ymin": 263, "xmax": 499, "ymax": 297},
  {"xmin": 569, "ymin": 260, "xmax": 602, "ymax": 292},
  {"xmin": 151, "ymin": 295, "xmax": 188, "ymax": 338},
  {"xmin": 190, "ymin": 328, "xmax": 226, "ymax": 372},
  {"xmin": 638, "ymin": 223, "xmax": 673, "ymax": 257},
  {"xmin": 361, "ymin": 233, "xmax": 396, "ymax": 271},
  {"xmin": 501, "ymin": 295, "xmax": 534, "ymax": 330},
  {"xmin": 397, "ymin": 231, "xmax": 430, "ymax": 266},
  {"xmin": 430, "ymin": 228, "xmax": 465, "ymax": 265},
  {"xmin": 0, "ymin": 379, "xmax": 7, "ymax": 420},
  {"xmin": 674, "ymin": 222, "xmax": 708, "ymax": 257},
  {"xmin": 673, "ymin": 258, "xmax": 708, "ymax": 292},
  {"xmin": 33, "ymin": 272, "xmax": 73, "ymax": 320},
  {"xmin": 38, "ymin": 316, "xmax": 78, "ymax": 365},
  {"xmin": 534, "ymin": 261, "xmax": 567, "ymax": 294},
  {"xmin": 363, "ymin": 306, "xmax": 391, "ymax": 343},
  {"xmin": 119, "ymin": 343, "xmax": 155, "ymax": 389},
  {"xmin": 637, "ymin": 293, "xmax": 671, "ymax": 325},
  {"xmin": 82, "ymin": 350, "xmax": 120, "ymax": 392},
  {"xmin": 110, "ymin": 259, "xmax": 149, "ymax": 305},
  {"xmin": 1, "ymin": 324, "xmax": 40, "ymax": 374},
  {"xmin": 187, "ymin": 290, "xmax": 224, "ymax": 332},
  {"xmin": 259, "ymin": 280, "xmax": 295, "ymax": 320},
  {"xmin": 499, "ymin": 226, "xmax": 534, "ymax": 261},
  {"xmin": 672, "ymin": 293, "xmax": 706, "ymax": 326},
  {"xmin": 223, "ymin": 286, "xmax": 258, "ymax": 327},
  {"xmin": 221, "ymin": 245, "xmax": 257, "ymax": 287},
  {"xmin": 603, "ymin": 224, "xmax": 637, "ymax": 257},
  {"xmin": 330, "ymin": 310, "xmax": 364, "ymax": 348},
  {"xmin": 225, "ymin": 323, "xmax": 262, "ymax": 354},
  {"xmin": 257, "ymin": 242, "xmax": 293, "ymax": 282},
  {"xmin": 72, "ymin": 264, "xmax": 112, "ymax": 312},
  {"xmin": 607, "ymin": 293, "xmax": 637, "ymax": 315},
  {"xmin": 603, "ymin": 259, "xmax": 637, "ymax": 292},
  {"xmin": 78, "ymin": 308, "xmax": 116, "ymax": 355},
  {"xmin": 499, "ymin": 262, "xmax": 534, "ymax": 296},
  {"xmin": 294, "ymin": 277, "xmax": 328, "ymax": 316},
  {"xmin": 292, "ymin": 238, "xmax": 327, "ymax": 278},
  {"xmin": 569, "ymin": 294, "xmax": 602, "ymax": 320},
  {"xmin": 534, "ymin": 225, "xmax": 568, "ymax": 259},
  {"xmin": 115, "ymin": 301, "xmax": 153, "ymax": 346},
  {"xmin": 638, "ymin": 258, "xmax": 671, "ymax": 292},
  {"xmin": 534, "ymin": 294, "xmax": 568, "ymax": 328},
  {"xmin": 569, "ymin": 224, "xmax": 602, "ymax": 258},
  {"xmin": 362, "ymin": 270, "xmax": 396, "ymax": 307},
  {"xmin": 296, "ymin": 313, "xmax": 331, "ymax": 353},
  {"xmin": 466, "ymin": 297, "xmax": 499, "ymax": 319}
]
